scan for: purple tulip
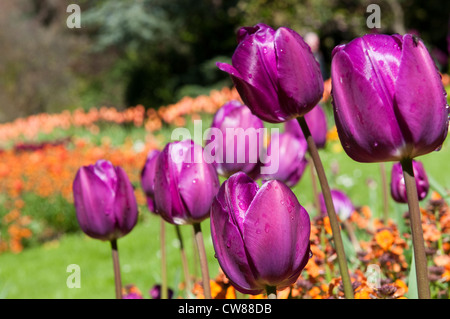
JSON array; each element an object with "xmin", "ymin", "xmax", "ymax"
[
  {"xmin": 154, "ymin": 139, "xmax": 220, "ymax": 225},
  {"xmin": 205, "ymin": 100, "xmax": 264, "ymax": 177},
  {"xmin": 140, "ymin": 149, "xmax": 161, "ymax": 213},
  {"xmin": 149, "ymin": 284, "xmax": 174, "ymax": 299},
  {"xmin": 259, "ymin": 131, "xmax": 308, "ymax": 188},
  {"xmin": 331, "ymin": 33, "xmax": 449, "ymax": 163},
  {"xmin": 217, "ymin": 23, "xmax": 324, "ymax": 123},
  {"xmin": 122, "ymin": 292, "xmax": 143, "ymax": 299},
  {"xmin": 210, "ymin": 172, "xmax": 311, "ymax": 294},
  {"xmin": 284, "ymin": 104, "xmax": 328, "ymax": 149},
  {"xmin": 390, "ymin": 160, "xmax": 429, "ymax": 203},
  {"xmin": 319, "ymin": 189, "xmax": 355, "ymax": 221},
  {"xmin": 73, "ymin": 160, "xmax": 138, "ymax": 241}
]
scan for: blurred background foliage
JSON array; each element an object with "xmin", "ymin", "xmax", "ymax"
[{"xmin": 0, "ymin": 0, "xmax": 449, "ymax": 123}]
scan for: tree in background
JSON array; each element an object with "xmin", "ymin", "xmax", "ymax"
[{"xmin": 0, "ymin": 0, "xmax": 448, "ymax": 123}]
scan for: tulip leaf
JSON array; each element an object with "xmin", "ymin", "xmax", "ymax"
[
  {"xmin": 340, "ymin": 228, "xmax": 356, "ymax": 262},
  {"xmin": 406, "ymin": 251, "xmax": 418, "ymax": 299}
]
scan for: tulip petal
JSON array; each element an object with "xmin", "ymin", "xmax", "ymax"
[
  {"xmin": 319, "ymin": 189, "xmax": 354, "ymax": 221},
  {"xmin": 275, "ymin": 27, "xmax": 324, "ymax": 117},
  {"xmin": 113, "ymin": 166, "xmax": 138, "ymax": 238},
  {"xmin": 93, "ymin": 160, "xmax": 118, "ymax": 200},
  {"xmin": 393, "ymin": 34, "xmax": 449, "ymax": 158},
  {"xmin": 224, "ymin": 172, "xmax": 259, "ymax": 234},
  {"xmin": 216, "ymin": 62, "xmax": 287, "ymax": 123},
  {"xmin": 141, "ymin": 149, "xmax": 161, "ymax": 197},
  {"xmin": 332, "ymin": 49, "xmax": 405, "ymax": 162},
  {"xmin": 141, "ymin": 149, "xmax": 161, "ymax": 213},
  {"xmin": 208, "ymin": 101, "xmax": 265, "ymax": 176},
  {"xmin": 341, "ymin": 35, "xmax": 402, "ymax": 110},
  {"xmin": 154, "ymin": 143, "xmax": 188, "ymax": 224},
  {"xmin": 210, "ymin": 177, "xmax": 263, "ymax": 294},
  {"xmin": 260, "ymin": 132, "xmax": 308, "ymax": 188},
  {"xmin": 390, "ymin": 162, "xmax": 407, "ymax": 203},
  {"xmin": 231, "ymin": 24, "xmax": 278, "ymax": 97},
  {"xmin": 178, "ymin": 143, "xmax": 220, "ymax": 223},
  {"xmin": 243, "ymin": 180, "xmax": 310, "ymax": 288},
  {"xmin": 73, "ymin": 167, "xmax": 116, "ymax": 240}
]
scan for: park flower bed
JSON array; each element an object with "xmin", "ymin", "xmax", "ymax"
[{"xmin": 1, "ymin": 23, "xmax": 450, "ymax": 300}]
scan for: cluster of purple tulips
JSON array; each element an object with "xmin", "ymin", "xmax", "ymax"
[{"xmin": 72, "ymin": 23, "xmax": 448, "ymax": 299}]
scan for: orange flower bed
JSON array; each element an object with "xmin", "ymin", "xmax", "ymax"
[
  {"xmin": 0, "ymin": 136, "xmax": 160, "ymax": 253},
  {"xmin": 0, "ymin": 87, "xmax": 241, "ymax": 147}
]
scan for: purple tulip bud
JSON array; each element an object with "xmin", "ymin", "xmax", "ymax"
[
  {"xmin": 319, "ymin": 189, "xmax": 355, "ymax": 221},
  {"xmin": 217, "ymin": 23, "xmax": 324, "ymax": 123},
  {"xmin": 259, "ymin": 132, "xmax": 308, "ymax": 188},
  {"xmin": 210, "ymin": 172, "xmax": 311, "ymax": 294},
  {"xmin": 149, "ymin": 284, "xmax": 174, "ymax": 299},
  {"xmin": 205, "ymin": 100, "xmax": 265, "ymax": 177},
  {"xmin": 73, "ymin": 160, "xmax": 138, "ymax": 241},
  {"xmin": 122, "ymin": 292, "xmax": 143, "ymax": 299},
  {"xmin": 390, "ymin": 160, "xmax": 429, "ymax": 203},
  {"xmin": 284, "ymin": 104, "xmax": 328, "ymax": 149},
  {"xmin": 331, "ymin": 33, "xmax": 449, "ymax": 163},
  {"xmin": 140, "ymin": 149, "xmax": 161, "ymax": 214},
  {"xmin": 154, "ymin": 139, "xmax": 220, "ymax": 225}
]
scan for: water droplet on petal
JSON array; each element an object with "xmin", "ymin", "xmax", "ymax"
[
  {"xmin": 226, "ymin": 240, "xmax": 231, "ymax": 248},
  {"xmin": 264, "ymin": 224, "xmax": 270, "ymax": 233},
  {"xmin": 256, "ymin": 229, "xmax": 261, "ymax": 234},
  {"xmin": 238, "ymin": 201, "xmax": 248, "ymax": 211},
  {"xmin": 192, "ymin": 178, "xmax": 198, "ymax": 184}
]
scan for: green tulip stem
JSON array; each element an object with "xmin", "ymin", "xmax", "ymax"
[
  {"xmin": 309, "ymin": 157, "xmax": 321, "ymax": 214},
  {"xmin": 110, "ymin": 239, "xmax": 123, "ymax": 299},
  {"xmin": 266, "ymin": 286, "xmax": 277, "ymax": 299},
  {"xmin": 379, "ymin": 162, "xmax": 390, "ymax": 222},
  {"xmin": 160, "ymin": 218, "xmax": 168, "ymax": 299},
  {"xmin": 401, "ymin": 158, "xmax": 431, "ymax": 299},
  {"xmin": 192, "ymin": 226, "xmax": 199, "ymax": 280},
  {"xmin": 175, "ymin": 225, "xmax": 193, "ymax": 296},
  {"xmin": 297, "ymin": 116, "xmax": 354, "ymax": 299},
  {"xmin": 193, "ymin": 222, "xmax": 211, "ymax": 299}
]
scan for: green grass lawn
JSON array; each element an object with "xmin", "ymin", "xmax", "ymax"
[
  {"xmin": 0, "ymin": 213, "xmax": 218, "ymax": 299},
  {"xmin": 1, "ymin": 110, "xmax": 449, "ymax": 299}
]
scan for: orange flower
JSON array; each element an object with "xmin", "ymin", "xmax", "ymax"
[
  {"xmin": 224, "ymin": 286, "xmax": 236, "ymax": 299},
  {"xmin": 305, "ymin": 259, "xmax": 322, "ymax": 278},
  {"xmin": 375, "ymin": 229, "xmax": 395, "ymax": 251},
  {"xmin": 308, "ymin": 286, "xmax": 321, "ymax": 298},
  {"xmin": 422, "ymin": 223, "xmax": 441, "ymax": 242},
  {"xmin": 210, "ymin": 280, "xmax": 223, "ymax": 299},
  {"xmin": 3, "ymin": 209, "xmax": 20, "ymax": 224},
  {"xmin": 323, "ymin": 216, "xmax": 333, "ymax": 235},
  {"xmin": 277, "ymin": 287, "xmax": 291, "ymax": 299},
  {"xmin": 394, "ymin": 279, "xmax": 408, "ymax": 296}
]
